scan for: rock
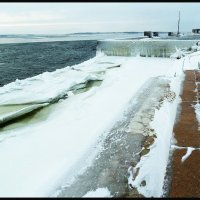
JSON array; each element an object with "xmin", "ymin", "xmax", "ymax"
[
  {"xmin": 141, "ymin": 117, "xmax": 151, "ymax": 124},
  {"xmin": 140, "ymin": 148, "xmax": 150, "ymax": 156},
  {"xmin": 140, "ymin": 180, "xmax": 146, "ymax": 187},
  {"xmin": 143, "ymin": 136, "xmax": 155, "ymax": 149},
  {"xmin": 165, "ymin": 91, "xmax": 176, "ymax": 102},
  {"xmin": 148, "ymin": 130, "xmax": 156, "ymax": 136},
  {"xmin": 148, "ymin": 110, "xmax": 155, "ymax": 116},
  {"xmin": 129, "ymin": 121, "xmax": 143, "ymax": 130},
  {"xmin": 132, "ymin": 129, "xmax": 144, "ymax": 134},
  {"xmin": 133, "ymin": 115, "xmax": 141, "ymax": 122},
  {"xmin": 141, "ymin": 114, "xmax": 150, "ymax": 119},
  {"xmin": 142, "ymin": 131, "xmax": 150, "ymax": 136}
]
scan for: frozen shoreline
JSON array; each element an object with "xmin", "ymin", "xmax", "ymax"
[{"xmin": 0, "ymin": 42, "xmax": 200, "ymax": 197}]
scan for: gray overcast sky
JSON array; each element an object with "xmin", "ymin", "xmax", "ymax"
[{"xmin": 0, "ymin": 3, "xmax": 200, "ymax": 34}]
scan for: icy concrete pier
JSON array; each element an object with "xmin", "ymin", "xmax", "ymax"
[
  {"xmin": 97, "ymin": 40, "xmax": 199, "ymax": 57},
  {"xmin": 170, "ymin": 70, "xmax": 200, "ymax": 197}
]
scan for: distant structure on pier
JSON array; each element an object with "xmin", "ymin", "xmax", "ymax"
[
  {"xmin": 168, "ymin": 32, "xmax": 177, "ymax": 36},
  {"xmin": 144, "ymin": 31, "xmax": 159, "ymax": 38},
  {"xmin": 192, "ymin": 29, "xmax": 200, "ymax": 34}
]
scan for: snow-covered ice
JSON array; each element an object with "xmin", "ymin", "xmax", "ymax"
[{"xmin": 1, "ymin": 47, "xmax": 200, "ymax": 197}]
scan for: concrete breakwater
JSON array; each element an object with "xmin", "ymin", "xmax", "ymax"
[{"xmin": 97, "ymin": 39, "xmax": 199, "ymax": 57}]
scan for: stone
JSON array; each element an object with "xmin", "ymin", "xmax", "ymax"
[
  {"xmin": 132, "ymin": 129, "xmax": 144, "ymax": 135},
  {"xmin": 143, "ymin": 136, "xmax": 155, "ymax": 149},
  {"xmin": 140, "ymin": 180, "xmax": 146, "ymax": 187},
  {"xmin": 140, "ymin": 148, "xmax": 150, "ymax": 156},
  {"xmin": 129, "ymin": 121, "xmax": 143, "ymax": 130},
  {"xmin": 133, "ymin": 115, "xmax": 141, "ymax": 122},
  {"xmin": 141, "ymin": 117, "xmax": 151, "ymax": 124}
]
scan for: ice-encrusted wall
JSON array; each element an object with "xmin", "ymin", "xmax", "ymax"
[{"xmin": 97, "ymin": 39, "xmax": 199, "ymax": 57}]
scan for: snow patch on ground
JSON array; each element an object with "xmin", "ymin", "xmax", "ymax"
[
  {"xmin": 194, "ymin": 103, "xmax": 200, "ymax": 130},
  {"xmin": 83, "ymin": 187, "xmax": 112, "ymax": 197},
  {"xmin": 181, "ymin": 147, "xmax": 195, "ymax": 162}
]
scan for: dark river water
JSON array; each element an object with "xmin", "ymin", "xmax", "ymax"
[{"xmin": 0, "ymin": 40, "xmax": 98, "ymax": 87}]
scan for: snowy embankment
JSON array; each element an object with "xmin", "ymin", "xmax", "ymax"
[{"xmin": 0, "ymin": 49, "xmax": 198, "ymax": 197}]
